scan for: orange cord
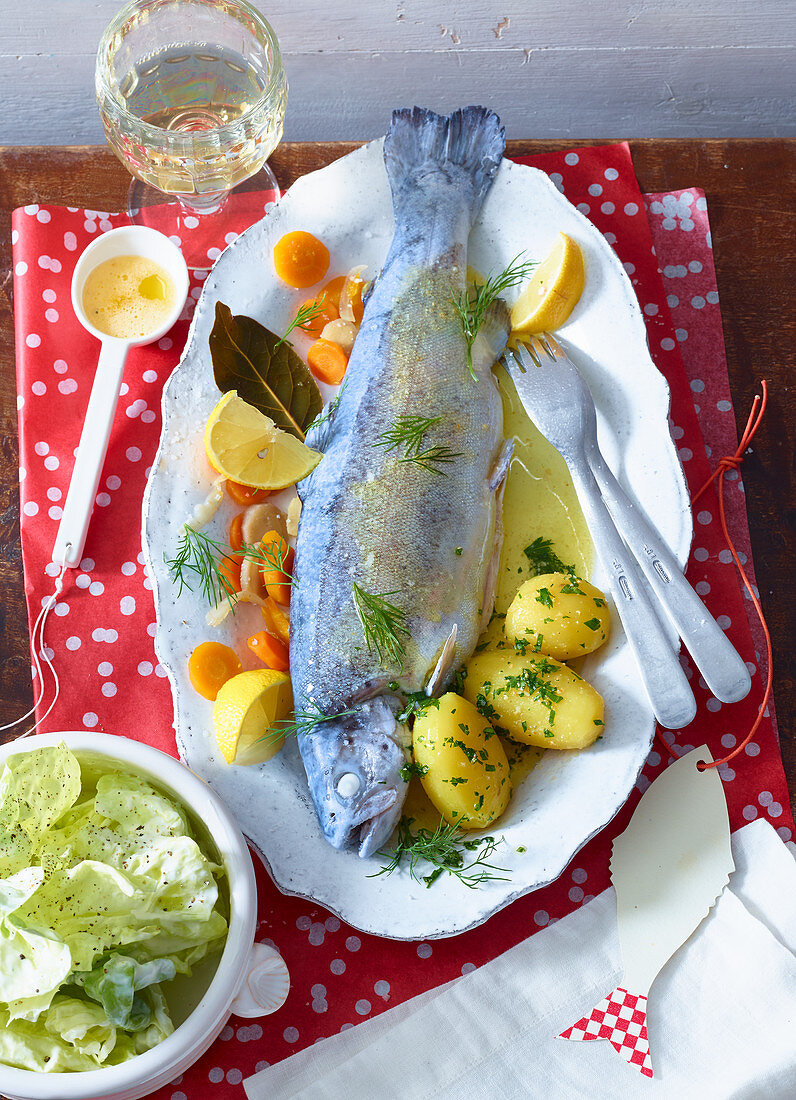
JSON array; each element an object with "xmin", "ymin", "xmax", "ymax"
[{"xmin": 654, "ymin": 381, "xmax": 772, "ymax": 772}]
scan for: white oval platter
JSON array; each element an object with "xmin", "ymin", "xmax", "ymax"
[{"xmin": 142, "ymin": 137, "xmax": 691, "ymax": 940}]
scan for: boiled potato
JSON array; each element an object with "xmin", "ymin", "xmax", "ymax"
[
  {"xmin": 462, "ymin": 650, "xmax": 604, "ymax": 750},
  {"xmin": 412, "ymin": 693, "xmax": 511, "ymax": 829},
  {"xmin": 505, "ymin": 572, "xmax": 610, "ymax": 661}
]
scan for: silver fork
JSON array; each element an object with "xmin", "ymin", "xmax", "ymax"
[{"xmin": 503, "ymin": 336, "xmax": 750, "ymax": 728}]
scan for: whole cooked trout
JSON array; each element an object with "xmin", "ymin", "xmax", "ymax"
[{"xmin": 291, "ymin": 106, "xmax": 510, "ymax": 857}]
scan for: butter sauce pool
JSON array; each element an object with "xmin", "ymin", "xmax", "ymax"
[{"xmin": 403, "ymin": 364, "xmax": 593, "ymax": 830}]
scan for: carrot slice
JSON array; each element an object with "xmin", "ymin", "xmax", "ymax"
[
  {"xmin": 228, "ymin": 512, "xmax": 245, "ymax": 552},
  {"xmin": 341, "ymin": 275, "xmax": 366, "ymax": 324},
  {"xmin": 320, "ymin": 275, "xmax": 346, "ymax": 311},
  {"xmin": 259, "ymin": 530, "xmax": 295, "ymax": 606},
  {"xmin": 261, "ymin": 596, "xmax": 290, "ymax": 644},
  {"xmin": 321, "ymin": 274, "xmax": 365, "ymax": 323},
  {"xmin": 247, "ymin": 630, "xmax": 290, "ymax": 672},
  {"xmin": 226, "ymin": 480, "xmax": 270, "ymax": 506},
  {"xmin": 273, "ymin": 231, "xmax": 330, "ymax": 288},
  {"xmin": 307, "ymin": 338, "xmax": 349, "ymax": 385},
  {"xmin": 298, "ymin": 293, "xmax": 339, "ymax": 337},
  {"xmin": 188, "ymin": 641, "xmax": 242, "ymax": 700}
]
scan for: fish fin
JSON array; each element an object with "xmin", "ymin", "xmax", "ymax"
[
  {"xmin": 558, "ymin": 986, "xmax": 653, "ymax": 1078},
  {"xmin": 472, "ymin": 298, "xmax": 511, "ymax": 375},
  {"xmin": 361, "ymin": 273, "xmax": 378, "ymax": 308},
  {"xmin": 425, "ymin": 624, "xmax": 458, "ymax": 697},
  {"xmin": 489, "ymin": 438, "xmax": 514, "ymax": 492},
  {"xmin": 384, "ymin": 106, "xmax": 505, "ymax": 212},
  {"xmin": 478, "ymin": 440, "xmax": 513, "ymax": 634},
  {"xmin": 304, "ymin": 411, "xmax": 334, "ymax": 453}
]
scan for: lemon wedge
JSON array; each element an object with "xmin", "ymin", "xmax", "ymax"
[
  {"xmin": 510, "ymin": 233, "xmax": 585, "ymax": 335},
  {"xmin": 213, "ymin": 668, "xmax": 293, "ymax": 765},
  {"xmin": 204, "ymin": 391, "xmax": 322, "ymax": 490}
]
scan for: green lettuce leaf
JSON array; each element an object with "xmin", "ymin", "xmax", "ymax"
[
  {"xmin": 93, "ymin": 773, "xmax": 189, "ymax": 838},
  {"xmin": 125, "ymin": 834, "xmax": 220, "ymax": 923},
  {"xmin": 0, "ymin": 867, "xmax": 72, "ymax": 1014},
  {"xmin": 17, "ymin": 860, "xmax": 151, "ymax": 971},
  {"xmin": 0, "ymin": 1005, "xmax": 105, "ymax": 1072},
  {"xmin": 74, "ymin": 952, "xmax": 176, "ymax": 1030},
  {"xmin": 0, "ymin": 745, "xmax": 81, "ymax": 849},
  {"xmin": 106, "ymin": 983, "xmax": 173, "ymax": 1064},
  {"xmin": 44, "ymin": 995, "xmax": 117, "ymax": 1063},
  {"xmin": 128, "ymin": 909, "xmax": 229, "ymax": 974},
  {"xmin": 0, "ymin": 823, "xmax": 33, "ymax": 878},
  {"xmin": 0, "ymin": 745, "xmax": 223, "ymax": 1070}
]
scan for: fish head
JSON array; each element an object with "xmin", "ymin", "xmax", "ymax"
[{"xmin": 298, "ymin": 698, "xmax": 409, "ymax": 859}]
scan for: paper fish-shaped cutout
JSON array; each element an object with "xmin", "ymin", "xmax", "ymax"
[{"xmin": 559, "ymin": 745, "xmax": 733, "ymax": 1077}]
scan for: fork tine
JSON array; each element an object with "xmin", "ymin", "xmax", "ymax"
[
  {"xmin": 538, "ymin": 333, "xmax": 555, "ymax": 359},
  {"xmin": 539, "ymin": 332, "xmax": 565, "ymax": 359},
  {"xmin": 512, "ymin": 340, "xmax": 541, "ymax": 369},
  {"xmin": 502, "ymin": 346, "xmax": 522, "ymax": 373},
  {"xmin": 527, "ymin": 335, "xmax": 550, "ymax": 363}
]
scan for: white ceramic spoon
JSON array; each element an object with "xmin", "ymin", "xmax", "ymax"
[{"xmin": 53, "ymin": 226, "xmax": 189, "ymax": 569}]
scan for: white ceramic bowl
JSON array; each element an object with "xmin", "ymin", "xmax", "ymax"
[{"xmin": 0, "ymin": 732, "xmax": 258, "ymax": 1100}]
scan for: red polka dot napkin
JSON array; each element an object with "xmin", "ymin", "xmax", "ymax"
[{"xmin": 11, "ymin": 144, "xmax": 792, "ymax": 1099}]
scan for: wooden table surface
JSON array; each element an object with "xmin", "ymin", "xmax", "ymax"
[{"xmin": 0, "ymin": 140, "xmax": 793, "ymax": 818}]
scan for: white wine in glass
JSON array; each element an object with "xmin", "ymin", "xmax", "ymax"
[{"xmin": 97, "ymin": 0, "xmax": 287, "ymax": 264}]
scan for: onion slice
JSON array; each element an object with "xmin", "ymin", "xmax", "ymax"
[
  {"xmin": 286, "ymin": 496, "xmax": 302, "ymax": 537},
  {"xmin": 339, "ymin": 264, "xmax": 367, "ymax": 322},
  {"xmin": 186, "ymin": 476, "xmax": 226, "ymax": 531},
  {"xmin": 320, "ymin": 319, "xmax": 357, "ymax": 355},
  {"xmin": 206, "ymin": 588, "xmax": 268, "ymax": 627}
]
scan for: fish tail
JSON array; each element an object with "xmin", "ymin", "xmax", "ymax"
[
  {"xmin": 558, "ymin": 986, "xmax": 653, "ymax": 1078},
  {"xmin": 383, "ymin": 106, "xmax": 505, "ymax": 214}
]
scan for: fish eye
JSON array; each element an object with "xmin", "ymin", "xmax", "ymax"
[{"xmin": 336, "ymin": 772, "xmax": 361, "ymax": 799}]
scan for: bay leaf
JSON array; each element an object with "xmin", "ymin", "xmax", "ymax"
[{"xmin": 209, "ymin": 302, "xmax": 323, "ymax": 441}]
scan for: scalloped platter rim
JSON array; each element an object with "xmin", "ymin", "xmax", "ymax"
[{"xmin": 142, "ymin": 138, "xmax": 691, "ymax": 940}]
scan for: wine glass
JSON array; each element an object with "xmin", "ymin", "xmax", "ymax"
[{"xmin": 96, "ymin": 0, "xmax": 287, "ymax": 268}]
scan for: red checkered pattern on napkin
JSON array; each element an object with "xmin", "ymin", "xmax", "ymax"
[
  {"xmin": 560, "ymin": 986, "xmax": 653, "ymax": 1078},
  {"xmin": 11, "ymin": 144, "xmax": 793, "ymax": 1098}
]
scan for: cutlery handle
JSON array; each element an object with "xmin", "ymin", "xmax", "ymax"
[
  {"xmin": 570, "ymin": 462, "xmax": 697, "ymax": 730},
  {"xmin": 588, "ymin": 450, "xmax": 751, "ymax": 705},
  {"xmin": 52, "ymin": 338, "xmax": 129, "ymax": 569}
]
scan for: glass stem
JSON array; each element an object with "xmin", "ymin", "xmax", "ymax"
[{"xmin": 178, "ymin": 191, "xmax": 230, "ymax": 216}]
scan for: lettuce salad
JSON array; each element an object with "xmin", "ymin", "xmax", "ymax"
[{"xmin": 0, "ymin": 744, "xmax": 227, "ymax": 1072}]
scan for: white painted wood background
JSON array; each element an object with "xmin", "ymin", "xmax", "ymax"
[{"xmin": 1, "ymin": 0, "xmax": 794, "ymax": 144}]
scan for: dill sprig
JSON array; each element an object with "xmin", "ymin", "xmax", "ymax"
[
  {"xmin": 239, "ymin": 537, "xmax": 297, "ymax": 584},
  {"xmin": 352, "ymin": 583, "xmax": 410, "ymax": 667},
  {"xmin": 166, "ymin": 526, "xmax": 239, "ymax": 608},
  {"xmin": 166, "ymin": 526, "xmax": 297, "ymax": 609},
  {"xmin": 452, "ymin": 253, "xmax": 537, "ymax": 379},
  {"xmin": 369, "ymin": 817, "xmax": 509, "ymax": 889},
  {"xmin": 374, "ymin": 415, "xmax": 463, "ymax": 475},
  {"xmin": 274, "ymin": 293, "xmax": 328, "ymax": 348},
  {"xmin": 310, "ymin": 380, "xmax": 347, "ymax": 433},
  {"xmin": 258, "ymin": 705, "xmax": 357, "ymax": 748}
]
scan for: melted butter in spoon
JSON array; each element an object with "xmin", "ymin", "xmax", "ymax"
[
  {"xmin": 83, "ymin": 255, "xmax": 175, "ymax": 339},
  {"xmin": 137, "ymin": 272, "xmax": 168, "ymax": 301}
]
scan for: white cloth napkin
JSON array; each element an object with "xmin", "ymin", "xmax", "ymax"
[{"xmin": 244, "ymin": 820, "xmax": 796, "ymax": 1099}]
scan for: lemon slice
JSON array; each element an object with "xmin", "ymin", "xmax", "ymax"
[
  {"xmin": 204, "ymin": 391, "xmax": 321, "ymax": 490},
  {"xmin": 213, "ymin": 668, "xmax": 293, "ymax": 765},
  {"xmin": 510, "ymin": 233, "xmax": 585, "ymax": 335}
]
